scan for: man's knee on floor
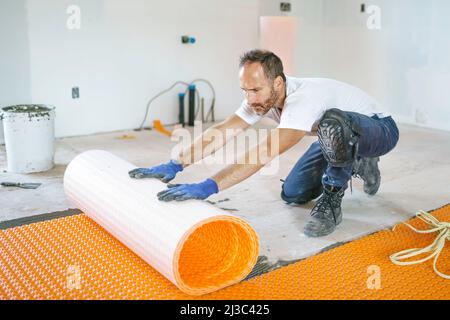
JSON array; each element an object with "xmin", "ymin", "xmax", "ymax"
[
  {"xmin": 280, "ymin": 183, "xmax": 323, "ymax": 205},
  {"xmin": 317, "ymin": 108, "xmax": 361, "ymax": 168}
]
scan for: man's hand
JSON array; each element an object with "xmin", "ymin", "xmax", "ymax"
[
  {"xmin": 128, "ymin": 160, "xmax": 183, "ymax": 183},
  {"xmin": 157, "ymin": 178, "xmax": 219, "ymax": 202}
]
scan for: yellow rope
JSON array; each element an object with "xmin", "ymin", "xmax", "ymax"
[{"xmin": 390, "ymin": 210, "xmax": 450, "ymax": 279}]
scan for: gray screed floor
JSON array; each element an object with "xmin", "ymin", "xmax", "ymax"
[{"xmin": 1, "ymin": 121, "xmax": 450, "ymax": 271}]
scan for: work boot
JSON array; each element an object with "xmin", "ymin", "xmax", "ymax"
[
  {"xmin": 352, "ymin": 157, "xmax": 381, "ymax": 196},
  {"xmin": 304, "ymin": 185, "xmax": 344, "ymax": 237}
]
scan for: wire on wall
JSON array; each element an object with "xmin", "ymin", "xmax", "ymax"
[{"xmin": 137, "ymin": 79, "xmax": 216, "ymax": 131}]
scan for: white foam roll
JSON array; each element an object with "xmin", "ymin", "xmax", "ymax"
[{"xmin": 63, "ymin": 150, "xmax": 259, "ymax": 295}]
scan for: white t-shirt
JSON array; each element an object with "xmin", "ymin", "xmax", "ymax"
[{"xmin": 235, "ymin": 76, "xmax": 390, "ymax": 133}]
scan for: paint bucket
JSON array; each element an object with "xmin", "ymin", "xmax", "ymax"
[{"xmin": 0, "ymin": 104, "xmax": 55, "ymax": 173}]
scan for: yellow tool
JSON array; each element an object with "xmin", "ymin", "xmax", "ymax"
[{"xmin": 153, "ymin": 120, "xmax": 172, "ymax": 137}]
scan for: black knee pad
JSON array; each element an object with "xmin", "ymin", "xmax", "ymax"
[{"xmin": 317, "ymin": 108, "xmax": 362, "ymax": 167}]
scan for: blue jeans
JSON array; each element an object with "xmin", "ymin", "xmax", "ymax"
[{"xmin": 281, "ymin": 111, "xmax": 400, "ymax": 203}]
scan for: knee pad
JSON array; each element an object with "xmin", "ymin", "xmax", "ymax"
[{"xmin": 317, "ymin": 108, "xmax": 362, "ymax": 167}]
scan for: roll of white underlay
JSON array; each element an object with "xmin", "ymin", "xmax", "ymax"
[
  {"xmin": 260, "ymin": 16, "xmax": 297, "ymax": 75},
  {"xmin": 63, "ymin": 150, "xmax": 259, "ymax": 296}
]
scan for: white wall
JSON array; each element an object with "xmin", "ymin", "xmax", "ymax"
[
  {"xmin": 6, "ymin": 0, "xmax": 259, "ymax": 138},
  {"xmin": 263, "ymin": 0, "xmax": 450, "ymax": 131},
  {"xmin": 318, "ymin": 0, "xmax": 450, "ymax": 131},
  {"xmin": 2, "ymin": 0, "xmax": 449, "ymax": 140},
  {"xmin": 0, "ymin": 0, "xmax": 32, "ymax": 144}
]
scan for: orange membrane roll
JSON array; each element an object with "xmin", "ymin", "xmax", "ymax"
[{"xmin": 63, "ymin": 150, "xmax": 259, "ymax": 295}]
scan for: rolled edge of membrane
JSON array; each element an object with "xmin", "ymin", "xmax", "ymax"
[
  {"xmin": 172, "ymin": 215, "xmax": 259, "ymax": 296},
  {"xmin": 63, "ymin": 150, "xmax": 260, "ymax": 296}
]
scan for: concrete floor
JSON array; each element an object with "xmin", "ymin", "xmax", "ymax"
[{"xmin": 1, "ymin": 121, "xmax": 450, "ymax": 267}]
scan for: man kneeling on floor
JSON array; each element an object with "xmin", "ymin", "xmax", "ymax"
[{"xmin": 129, "ymin": 49, "xmax": 400, "ymax": 237}]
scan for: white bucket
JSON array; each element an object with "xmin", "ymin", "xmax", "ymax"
[{"xmin": 1, "ymin": 105, "xmax": 55, "ymax": 173}]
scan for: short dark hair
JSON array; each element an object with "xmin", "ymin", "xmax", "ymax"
[{"xmin": 239, "ymin": 49, "xmax": 286, "ymax": 82}]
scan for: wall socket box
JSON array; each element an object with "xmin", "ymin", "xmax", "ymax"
[
  {"xmin": 72, "ymin": 87, "xmax": 80, "ymax": 99},
  {"xmin": 280, "ymin": 2, "xmax": 291, "ymax": 12},
  {"xmin": 181, "ymin": 35, "xmax": 196, "ymax": 44}
]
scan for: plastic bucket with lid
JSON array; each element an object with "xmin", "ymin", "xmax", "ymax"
[{"xmin": 0, "ymin": 104, "xmax": 55, "ymax": 173}]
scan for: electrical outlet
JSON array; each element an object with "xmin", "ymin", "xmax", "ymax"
[
  {"xmin": 181, "ymin": 35, "xmax": 196, "ymax": 44},
  {"xmin": 181, "ymin": 36, "xmax": 190, "ymax": 44},
  {"xmin": 72, "ymin": 87, "xmax": 80, "ymax": 99},
  {"xmin": 280, "ymin": 2, "xmax": 291, "ymax": 12}
]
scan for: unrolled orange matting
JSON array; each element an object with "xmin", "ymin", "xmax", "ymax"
[{"xmin": 1, "ymin": 204, "xmax": 449, "ymax": 300}]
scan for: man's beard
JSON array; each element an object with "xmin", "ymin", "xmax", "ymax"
[{"xmin": 251, "ymin": 89, "xmax": 278, "ymax": 116}]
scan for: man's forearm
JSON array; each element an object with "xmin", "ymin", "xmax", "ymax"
[
  {"xmin": 211, "ymin": 163, "xmax": 264, "ymax": 191},
  {"xmin": 176, "ymin": 121, "xmax": 245, "ymax": 168},
  {"xmin": 211, "ymin": 134, "xmax": 275, "ymax": 191},
  {"xmin": 176, "ymin": 123, "xmax": 226, "ymax": 168},
  {"xmin": 211, "ymin": 128, "xmax": 306, "ymax": 191}
]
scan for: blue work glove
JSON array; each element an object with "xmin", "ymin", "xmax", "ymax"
[
  {"xmin": 128, "ymin": 160, "xmax": 183, "ymax": 183},
  {"xmin": 157, "ymin": 178, "xmax": 219, "ymax": 202}
]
